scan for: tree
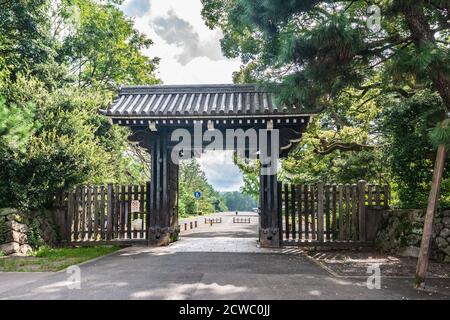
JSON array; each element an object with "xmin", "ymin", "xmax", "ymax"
[
  {"xmin": 0, "ymin": 0, "xmax": 160, "ymax": 209},
  {"xmin": 0, "ymin": 0, "xmax": 57, "ymax": 83},
  {"xmin": 382, "ymin": 90, "xmax": 450, "ymax": 208},
  {"xmin": 221, "ymin": 191, "xmax": 257, "ymax": 211},
  {"xmin": 179, "ymin": 158, "xmax": 225, "ymax": 216},
  {"xmin": 56, "ymin": 0, "xmax": 160, "ymax": 90},
  {"xmin": 201, "ymin": 0, "xmax": 450, "ymax": 287}
]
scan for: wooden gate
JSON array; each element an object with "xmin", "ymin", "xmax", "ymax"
[
  {"xmin": 54, "ymin": 183, "xmax": 150, "ymax": 244},
  {"xmin": 280, "ymin": 181, "xmax": 389, "ymax": 246}
]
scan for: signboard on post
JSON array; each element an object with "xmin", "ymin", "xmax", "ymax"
[
  {"xmin": 194, "ymin": 191, "xmax": 201, "ymax": 216},
  {"xmin": 131, "ymin": 200, "xmax": 140, "ymax": 213}
]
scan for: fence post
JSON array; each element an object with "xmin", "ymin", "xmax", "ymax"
[
  {"xmin": 107, "ymin": 183, "xmax": 113, "ymax": 240},
  {"xmin": 358, "ymin": 180, "xmax": 367, "ymax": 242},
  {"xmin": 66, "ymin": 190, "xmax": 73, "ymax": 242},
  {"xmin": 317, "ymin": 182, "xmax": 324, "ymax": 242}
]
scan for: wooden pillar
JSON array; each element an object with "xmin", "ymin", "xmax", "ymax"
[
  {"xmin": 148, "ymin": 132, "xmax": 180, "ymax": 245},
  {"xmin": 258, "ymin": 130, "xmax": 281, "ymax": 247}
]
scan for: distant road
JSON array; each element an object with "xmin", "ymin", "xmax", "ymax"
[{"xmin": 178, "ymin": 211, "xmax": 259, "ymax": 238}]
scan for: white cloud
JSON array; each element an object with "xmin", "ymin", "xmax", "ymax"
[
  {"xmin": 122, "ymin": 0, "xmax": 151, "ymax": 17},
  {"xmin": 197, "ymin": 151, "xmax": 244, "ymax": 192},
  {"xmin": 153, "ymin": 9, "xmax": 225, "ymax": 65},
  {"xmin": 121, "ymin": 0, "xmax": 241, "ymax": 84}
]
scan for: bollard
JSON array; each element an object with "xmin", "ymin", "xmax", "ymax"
[
  {"xmin": 184, "ymin": 223, "xmax": 187, "ymax": 231},
  {"xmin": 194, "ymin": 221, "xmax": 197, "ymax": 228},
  {"xmin": 210, "ymin": 219, "xmax": 213, "ymax": 226},
  {"xmin": 190, "ymin": 221, "xmax": 193, "ymax": 229}
]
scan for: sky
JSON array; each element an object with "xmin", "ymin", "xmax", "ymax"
[{"xmin": 121, "ymin": 0, "xmax": 244, "ymax": 192}]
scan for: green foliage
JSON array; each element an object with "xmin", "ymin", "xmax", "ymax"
[
  {"xmin": 27, "ymin": 220, "xmax": 42, "ymax": 249},
  {"xmin": 220, "ymin": 191, "xmax": 257, "ymax": 211},
  {"xmin": 0, "ymin": 95, "xmax": 37, "ymax": 151},
  {"xmin": 0, "ymin": 0, "xmax": 56, "ymax": 83},
  {"xmin": 382, "ymin": 90, "xmax": 450, "ymax": 208},
  {"xmin": 0, "ymin": 0, "xmax": 160, "ymax": 210},
  {"xmin": 202, "ymin": 0, "xmax": 450, "ymax": 210},
  {"xmin": 58, "ymin": 0, "xmax": 160, "ymax": 89},
  {"xmin": 233, "ymin": 154, "xmax": 259, "ymax": 200},
  {"xmin": 0, "ymin": 216, "xmax": 6, "ymax": 245},
  {"xmin": 429, "ymin": 119, "xmax": 450, "ymax": 148}
]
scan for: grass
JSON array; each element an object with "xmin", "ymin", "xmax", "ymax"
[{"xmin": 0, "ymin": 245, "xmax": 121, "ymax": 272}]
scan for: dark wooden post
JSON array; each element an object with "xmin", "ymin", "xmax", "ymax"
[
  {"xmin": 148, "ymin": 132, "xmax": 180, "ymax": 245},
  {"xmin": 258, "ymin": 130, "xmax": 281, "ymax": 248}
]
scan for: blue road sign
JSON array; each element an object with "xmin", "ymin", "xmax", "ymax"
[{"xmin": 194, "ymin": 191, "xmax": 201, "ymax": 199}]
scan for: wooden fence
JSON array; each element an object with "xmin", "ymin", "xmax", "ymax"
[
  {"xmin": 52, "ymin": 180, "xmax": 389, "ymax": 247},
  {"xmin": 53, "ymin": 184, "xmax": 149, "ymax": 244},
  {"xmin": 280, "ymin": 181, "xmax": 389, "ymax": 245}
]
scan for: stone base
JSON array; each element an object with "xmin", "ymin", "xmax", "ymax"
[
  {"xmin": 147, "ymin": 226, "xmax": 180, "ymax": 246},
  {"xmin": 259, "ymin": 228, "xmax": 281, "ymax": 248}
]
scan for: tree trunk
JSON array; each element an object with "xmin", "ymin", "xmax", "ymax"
[
  {"xmin": 401, "ymin": 2, "xmax": 450, "ymax": 288},
  {"xmin": 415, "ymin": 144, "xmax": 447, "ymax": 288}
]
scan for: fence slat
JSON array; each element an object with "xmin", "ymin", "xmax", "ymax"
[
  {"xmin": 67, "ymin": 190, "xmax": 74, "ymax": 242},
  {"xmin": 93, "ymin": 186, "xmax": 99, "ymax": 240},
  {"xmin": 345, "ymin": 185, "xmax": 351, "ymax": 240},
  {"xmin": 118, "ymin": 185, "xmax": 124, "ymax": 239},
  {"xmin": 310, "ymin": 185, "xmax": 316, "ymax": 240},
  {"xmin": 87, "ymin": 186, "xmax": 93, "ymax": 240},
  {"xmin": 73, "ymin": 187, "xmax": 80, "ymax": 241},
  {"xmin": 325, "ymin": 185, "xmax": 331, "ymax": 241},
  {"xmin": 106, "ymin": 184, "xmax": 113, "ymax": 240},
  {"xmin": 351, "ymin": 184, "xmax": 358, "ymax": 241},
  {"xmin": 100, "ymin": 186, "xmax": 105, "ymax": 240},
  {"xmin": 81, "ymin": 187, "xmax": 86, "ymax": 241},
  {"xmin": 317, "ymin": 182, "xmax": 324, "ymax": 242},
  {"xmin": 291, "ymin": 185, "xmax": 296, "ymax": 240},
  {"xmin": 127, "ymin": 185, "xmax": 132, "ymax": 239},
  {"xmin": 337, "ymin": 185, "xmax": 343, "ymax": 240},
  {"xmin": 358, "ymin": 180, "xmax": 366, "ymax": 241},
  {"xmin": 375, "ymin": 185, "xmax": 381, "ymax": 208},
  {"xmin": 297, "ymin": 185, "xmax": 302, "ymax": 240},
  {"xmin": 284, "ymin": 184, "xmax": 289, "ymax": 240},
  {"xmin": 304, "ymin": 185, "xmax": 309, "ymax": 241},
  {"xmin": 331, "ymin": 184, "xmax": 337, "ymax": 240}
]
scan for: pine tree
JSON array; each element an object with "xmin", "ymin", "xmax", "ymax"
[{"xmin": 202, "ymin": 0, "xmax": 450, "ymax": 287}]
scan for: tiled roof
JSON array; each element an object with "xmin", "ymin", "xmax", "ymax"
[{"xmin": 102, "ymin": 84, "xmax": 310, "ymax": 118}]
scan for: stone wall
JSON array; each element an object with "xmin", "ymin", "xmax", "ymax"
[
  {"xmin": 375, "ymin": 209, "xmax": 450, "ymax": 262},
  {"xmin": 0, "ymin": 208, "xmax": 58, "ymax": 256}
]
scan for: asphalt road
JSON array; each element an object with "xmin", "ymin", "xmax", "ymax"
[{"xmin": 1, "ymin": 212, "xmax": 449, "ymax": 300}]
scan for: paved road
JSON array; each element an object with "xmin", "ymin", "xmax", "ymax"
[{"xmin": 1, "ymin": 212, "xmax": 449, "ymax": 300}]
